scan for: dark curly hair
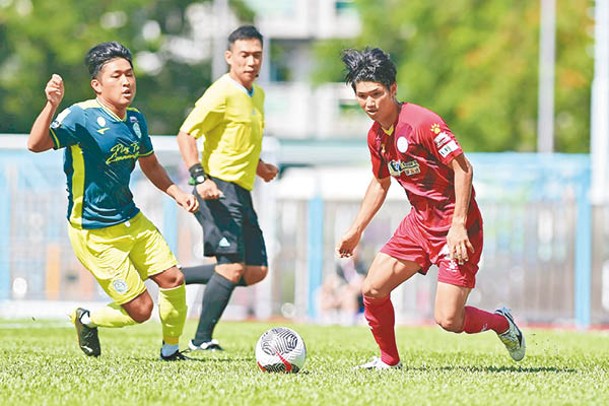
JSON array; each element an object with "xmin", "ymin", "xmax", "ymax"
[{"xmin": 341, "ymin": 47, "xmax": 396, "ymax": 91}]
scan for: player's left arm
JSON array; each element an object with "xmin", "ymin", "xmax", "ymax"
[
  {"xmin": 447, "ymin": 153, "xmax": 475, "ymax": 264},
  {"xmin": 138, "ymin": 153, "xmax": 199, "ymax": 213}
]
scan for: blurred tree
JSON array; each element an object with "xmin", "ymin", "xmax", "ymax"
[
  {"xmin": 313, "ymin": 0, "xmax": 593, "ymax": 152},
  {"xmin": 0, "ymin": 0, "xmax": 253, "ymax": 135}
]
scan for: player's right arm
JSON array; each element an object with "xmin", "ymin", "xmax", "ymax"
[
  {"xmin": 176, "ymin": 130, "xmax": 201, "ymax": 169},
  {"xmin": 176, "ymin": 130, "xmax": 222, "ymax": 200},
  {"xmin": 28, "ymin": 74, "xmax": 64, "ymax": 152},
  {"xmin": 336, "ymin": 175, "xmax": 391, "ymax": 258},
  {"xmin": 177, "ymin": 88, "xmax": 226, "ymax": 200}
]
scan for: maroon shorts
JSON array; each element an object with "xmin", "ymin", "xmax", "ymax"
[{"xmin": 380, "ymin": 208, "xmax": 483, "ymax": 288}]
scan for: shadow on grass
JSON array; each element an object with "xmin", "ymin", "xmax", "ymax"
[
  {"xmin": 112, "ymin": 355, "xmax": 252, "ymax": 363},
  {"xmin": 182, "ymin": 356, "xmax": 255, "ymax": 363},
  {"xmin": 409, "ymin": 365, "xmax": 576, "ymax": 373}
]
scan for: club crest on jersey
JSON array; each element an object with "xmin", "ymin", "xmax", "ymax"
[
  {"xmin": 431, "ymin": 123, "xmax": 441, "ymax": 134},
  {"xmin": 388, "ymin": 160, "xmax": 420, "ymax": 177},
  {"xmin": 112, "ymin": 279, "xmax": 128, "ymax": 294},
  {"xmin": 397, "ymin": 136, "xmax": 409, "ymax": 153}
]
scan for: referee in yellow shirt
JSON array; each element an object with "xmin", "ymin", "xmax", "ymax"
[{"xmin": 177, "ymin": 26, "xmax": 278, "ymax": 351}]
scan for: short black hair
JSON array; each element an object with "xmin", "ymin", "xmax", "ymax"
[
  {"xmin": 85, "ymin": 41, "xmax": 133, "ymax": 79},
  {"xmin": 228, "ymin": 25, "xmax": 263, "ymax": 49},
  {"xmin": 341, "ymin": 47, "xmax": 397, "ymax": 91}
]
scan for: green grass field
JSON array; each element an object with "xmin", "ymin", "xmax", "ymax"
[{"xmin": 1, "ymin": 318, "xmax": 608, "ymax": 405}]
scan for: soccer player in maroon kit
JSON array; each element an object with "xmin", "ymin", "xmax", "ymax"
[{"xmin": 336, "ymin": 47, "xmax": 525, "ymax": 369}]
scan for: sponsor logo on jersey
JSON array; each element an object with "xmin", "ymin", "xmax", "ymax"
[
  {"xmin": 218, "ymin": 237, "xmax": 231, "ymax": 248},
  {"xmin": 438, "ymin": 140, "xmax": 459, "ymax": 158},
  {"xmin": 431, "ymin": 123, "xmax": 441, "ymax": 134},
  {"xmin": 133, "ymin": 122, "xmax": 142, "ymax": 138},
  {"xmin": 388, "ymin": 160, "xmax": 420, "ymax": 177},
  {"xmin": 433, "ymin": 131, "xmax": 451, "ymax": 148},
  {"xmin": 106, "ymin": 142, "xmax": 140, "ymax": 165},
  {"xmin": 95, "ymin": 116, "xmax": 110, "ymax": 134}
]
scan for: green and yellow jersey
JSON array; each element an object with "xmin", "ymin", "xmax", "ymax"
[{"xmin": 50, "ymin": 99, "xmax": 153, "ymax": 229}]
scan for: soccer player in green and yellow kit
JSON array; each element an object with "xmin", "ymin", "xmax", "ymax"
[
  {"xmin": 27, "ymin": 41, "xmax": 199, "ymax": 361},
  {"xmin": 177, "ymin": 26, "xmax": 278, "ymax": 351}
]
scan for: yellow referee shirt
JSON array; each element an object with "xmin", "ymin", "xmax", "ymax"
[{"xmin": 180, "ymin": 74, "xmax": 265, "ymax": 191}]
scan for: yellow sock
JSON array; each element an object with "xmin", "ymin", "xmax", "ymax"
[
  {"xmin": 158, "ymin": 284, "xmax": 187, "ymax": 344},
  {"xmin": 90, "ymin": 302, "xmax": 138, "ymax": 328}
]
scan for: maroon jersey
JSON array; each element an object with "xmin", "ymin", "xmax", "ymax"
[{"xmin": 368, "ymin": 102, "xmax": 479, "ymax": 233}]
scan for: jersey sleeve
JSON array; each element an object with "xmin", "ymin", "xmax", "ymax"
[
  {"xmin": 179, "ymin": 86, "xmax": 226, "ymax": 139},
  {"xmin": 367, "ymin": 127, "xmax": 390, "ymax": 179},
  {"xmin": 136, "ymin": 112, "xmax": 154, "ymax": 157},
  {"xmin": 257, "ymin": 85, "xmax": 265, "ymax": 131},
  {"xmin": 49, "ymin": 105, "xmax": 84, "ymax": 149},
  {"xmin": 417, "ymin": 114, "xmax": 463, "ymax": 166}
]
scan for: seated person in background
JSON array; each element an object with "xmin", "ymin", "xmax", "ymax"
[{"xmin": 318, "ymin": 249, "xmax": 367, "ymax": 325}]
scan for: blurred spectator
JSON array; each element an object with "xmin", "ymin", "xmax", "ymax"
[{"xmin": 318, "ymin": 249, "xmax": 368, "ymax": 325}]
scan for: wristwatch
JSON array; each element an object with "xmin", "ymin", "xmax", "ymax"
[{"xmin": 194, "ymin": 174, "xmax": 207, "ymax": 185}]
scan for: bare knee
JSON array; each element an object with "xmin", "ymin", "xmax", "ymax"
[
  {"xmin": 361, "ymin": 279, "xmax": 385, "ymax": 298},
  {"xmin": 131, "ymin": 308, "xmax": 152, "ymax": 324},
  {"xmin": 435, "ymin": 315, "xmax": 464, "ymax": 333},
  {"xmin": 123, "ymin": 294, "xmax": 153, "ymax": 323},
  {"xmin": 244, "ymin": 266, "xmax": 268, "ymax": 286},
  {"xmin": 151, "ymin": 266, "xmax": 184, "ymax": 289},
  {"xmin": 216, "ymin": 263, "xmax": 246, "ymax": 283}
]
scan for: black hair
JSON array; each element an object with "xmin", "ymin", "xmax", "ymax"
[
  {"xmin": 85, "ymin": 41, "xmax": 133, "ymax": 79},
  {"xmin": 227, "ymin": 25, "xmax": 263, "ymax": 49},
  {"xmin": 341, "ymin": 47, "xmax": 397, "ymax": 91}
]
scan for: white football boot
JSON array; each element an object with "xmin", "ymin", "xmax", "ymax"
[
  {"xmin": 495, "ymin": 307, "xmax": 526, "ymax": 361},
  {"xmin": 188, "ymin": 338, "xmax": 224, "ymax": 352},
  {"xmin": 356, "ymin": 356, "xmax": 402, "ymax": 370}
]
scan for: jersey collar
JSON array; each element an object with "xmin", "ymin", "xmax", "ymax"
[
  {"xmin": 95, "ymin": 98, "xmax": 127, "ymax": 121},
  {"xmin": 225, "ymin": 74, "xmax": 255, "ymax": 97}
]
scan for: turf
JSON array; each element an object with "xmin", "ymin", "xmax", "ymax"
[{"xmin": 0, "ymin": 319, "xmax": 608, "ymax": 405}]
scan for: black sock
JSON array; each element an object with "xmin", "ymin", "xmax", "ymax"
[
  {"xmin": 181, "ymin": 264, "xmax": 216, "ymax": 285},
  {"xmin": 193, "ymin": 272, "xmax": 236, "ymax": 344},
  {"xmin": 182, "ymin": 264, "xmax": 248, "ymax": 286}
]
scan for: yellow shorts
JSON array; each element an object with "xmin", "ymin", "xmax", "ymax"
[{"xmin": 68, "ymin": 212, "xmax": 177, "ymax": 305}]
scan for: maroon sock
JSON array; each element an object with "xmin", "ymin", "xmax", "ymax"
[
  {"xmin": 462, "ymin": 306, "xmax": 509, "ymax": 334},
  {"xmin": 363, "ymin": 295, "xmax": 400, "ymax": 366}
]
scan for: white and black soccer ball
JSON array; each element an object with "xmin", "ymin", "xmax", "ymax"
[{"xmin": 255, "ymin": 327, "xmax": 306, "ymax": 373}]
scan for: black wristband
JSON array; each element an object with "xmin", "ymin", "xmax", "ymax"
[{"xmin": 188, "ymin": 163, "xmax": 208, "ymax": 185}]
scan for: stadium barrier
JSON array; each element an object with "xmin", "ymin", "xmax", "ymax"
[{"xmin": 1, "ymin": 135, "xmax": 606, "ymax": 328}]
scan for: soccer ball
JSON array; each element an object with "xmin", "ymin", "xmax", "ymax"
[{"xmin": 255, "ymin": 327, "xmax": 306, "ymax": 373}]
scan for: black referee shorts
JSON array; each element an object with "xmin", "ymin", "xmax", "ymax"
[{"xmin": 193, "ymin": 177, "xmax": 268, "ymax": 267}]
